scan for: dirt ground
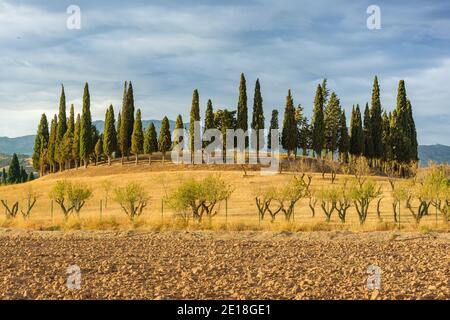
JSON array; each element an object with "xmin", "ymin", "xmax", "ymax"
[{"xmin": 0, "ymin": 228, "xmax": 448, "ymax": 300}]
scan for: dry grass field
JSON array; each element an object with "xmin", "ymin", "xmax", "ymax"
[{"xmin": 0, "ymin": 160, "xmax": 448, "ymax": 232}]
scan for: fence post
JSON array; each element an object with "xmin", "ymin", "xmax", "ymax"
[
  {"xmin": 398, "ymin": 205, "xmax": 401, "ymax": 230},
  {"xmin": 225, "ymin": 198, "xmax": 228, "ymax": 225}
]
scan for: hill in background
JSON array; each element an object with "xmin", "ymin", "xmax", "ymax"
[{"xmin": 1, "ymin": 127, "xmax": 449, "ymax": 168}]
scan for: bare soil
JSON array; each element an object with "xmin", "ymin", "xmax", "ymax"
[{"xmin": 0, "ymin": 229, "xmax": 448, "ymax": 300}]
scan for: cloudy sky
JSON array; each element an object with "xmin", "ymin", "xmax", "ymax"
[{"xmin": 0, "ymin": 0, "xmax": 449, "ymax": 145}]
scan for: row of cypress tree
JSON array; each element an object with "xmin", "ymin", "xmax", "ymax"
[
  {"xmin": 32, "ymin": 75, "xmax": 418, "ymax": 177},
  {"xmin": 1, "ymin": 153, "xmax": 34, "ymax": 185}
]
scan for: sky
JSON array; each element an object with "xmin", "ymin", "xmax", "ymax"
[{"xmin": 0, "ymin": 0, "xmax": 449, "ymax": 145}]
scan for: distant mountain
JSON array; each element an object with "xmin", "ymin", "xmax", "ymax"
[
  {"xmin": 418, "ymin": 144, "xmax": 450, "ymax": 167},
  {"xmin": 0, "ymin": 135, "xmax": 35, "ymax": 155}
]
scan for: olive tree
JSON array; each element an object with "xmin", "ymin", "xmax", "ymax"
[
  {"xmin": 21, "ymin": 186, "xmax": 39, "ymax": 219},
  {"xmin": 254, "ymin": 186, "xmax": 281, "ymax": 222},
  {"xmin": 167, "ymin": 175, "xmax": 233, "ymax": 222},
  {"xmin": 1, "ymin": 200, "xmax": 19, "ymax": 218},
  {"xmin": 49, "ymin": 180, "xmax": 92, "ymax": 218},
  {"xmin": 276, "ymin": 175, "xmax": 310, "ymax": 222},
  {"xmin": 349, "ymin": 179, "xmax": 381, "ymax": 225},
  {"xmin": 113, "ymin": 182, "xmax": 149, "ymax": 221}
]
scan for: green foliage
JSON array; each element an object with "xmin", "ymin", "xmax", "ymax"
[
  {"xmin": 158, "ymin": 116, "xmax": 172, "ymax": 160},
  {"xmin": 251, "ymin": 79, "xmax": 264, "ymax": 149},
  {"xmin": 55, "ymin": 85, "xmax": 67, "ymax": 166},
  {"xmin": 324, "ymin": 92, "xmax": 341, "ymax": 157},
  {"xmin": 338, "ymin": 110, "xmax": 349, "ymax": 163},
  {"xmin": 295, "ymin": 105, "xmax": 310, "ymax": 156},
  {"xmin": 268, "ymin": 109, "xmax": 279, "ymax": 150},
  {"xmin": 32, "ymin": 113, "xmax": 49, "ymax": 171},
  {"xmin": 167, "ymin": 175, "xmax": 233, "ymax": 222},
  {"xmin": 349, "ymin": 105, "xmax": 364, "ymax": 156},
  {"xmin": 79, "ymin": 83, "xmax": 93, "ymax": 166},
  {"xmin": 370, "ymin": 76, "xmax": 383, "ymax": 159},
  {"xmin": 72, "ymin": 114, "xmax": 81, "ymax": 166},
  {"xmin": 189, "ymin": 89, "xmax": 200, "ymax": 153},
  {"xmin": 311, "ymin": 84, "xmax": 325, "ymax": 158},
  {"xmin": 103, "ymin": 105, "xmax": 117, "ymax": 164},
  {"xmin": 144, "ymin": 122, "xmax": 158, "ymax": 156},
  {"xmin": 7, "ymin": 153, "xmax": 21, "ymax": 184},
  {"xmin": 47, "ymin": 115, "xmax": 58, "ymax": 170},
  {"xmin": 236, "ymin": 73, "xmax": 248, "ymax": 134},
  {"xmin": 131, "ymin": 109, "xmax": 144, "ymax": 159},
  {"xmin": 49, "ymin": 180, "xmax": 92, "ymax": 217},
  {"xmin": 113, "ymin": 182, "xmax": 149, "ymax": 221},
  {"xmin": 363, "ymin": 103, "xmax": 374, "ymax": 159},
  {"xmin": 281, "ymin": 89, "xmax": 297, "ymax": 156},
  {"xmin": 349, "ymin": 179, "xmax": 381, "ymax": 224}
]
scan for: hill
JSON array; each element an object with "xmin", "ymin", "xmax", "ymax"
[
  {"xmin": 418, "ymin": 144, "xmax": 450, "ymax": 167},
  {"xmin": 0, "ymin": 135, "xmax": 35, "ymax": 155}
]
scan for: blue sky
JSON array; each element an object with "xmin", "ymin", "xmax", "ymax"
[{"xmin": 0, "ymin": 0, "xmax": 449, "ymax": 145}]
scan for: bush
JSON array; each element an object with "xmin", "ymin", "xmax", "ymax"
[
  {"xmin": 49, "ymin": 180, "xmax": 92, "ymax": 218},
  {"xmin": 113, "ymin": 182, "xmax": 149, "ymax": 221},
  {"xmin": 167, "ymin": 175, "xmax": 233, "ymax": 222}
]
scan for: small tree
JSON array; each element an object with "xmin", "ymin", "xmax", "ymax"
[
  {"xmin": 275, "ymin": 176, "xmax": 309, "ymax": 221},
  {"xmin": 101, "ymin": 180, "xmax": 113, "ymax": 209},
  {"xmin": 319, "ymin": 186, "xmax": 338, "ymax": 222},
  {"xmin": 21, "ymin": 187, "xmax": 39, "ymax": 219},
  {"xmin": 144, "ymin": 122, "xmax": 158, "ymax": 164},
  {"xmin": 167, "ymin": 175, "xmax": 233, "ymax": 222},
  {"xmin": 114, "ymin": 182, "xmax": 149, "ymax": 221},
  {"xmin": 49, "ymin": 180, "xmax": 92, "ymax": 218},
  {"xmin": 254, "ymin": 186, "xmax": 282, "ymax": 222},
  {"xmin": 349, "ymin": 179, "xmax": 381, "ymax": 224},
  {"xmin": 68, "ymin": 183, "xmax": 93, "ymax": 215},
  {"xmin": 1, "ymin": 200, "xmax": 19, "ymax": 218}
]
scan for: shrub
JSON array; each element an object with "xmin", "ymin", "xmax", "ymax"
[
  {"xmin": 167, "ymin": 175, "xmax": 233, "ymax": 222},
  {"xmin": 113, "ymin": 182, "xmax": 149, "ymax": 221},
  {"xmin": 49, "ymin": 180, "xmax": 92, "ymax": 218},
  {"xmin": 349, "ymin": 179, "xmax": 381, "ymax": 225}
]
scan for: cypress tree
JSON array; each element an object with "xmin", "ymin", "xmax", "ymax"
[
  {"xmin": 32, "ymin": 113, "xmax": 49, "ymax": 173},
  {"xmin": 116, "ymin": 111, "xmax": 122, "ymax": 158},
  {"xmin": 281, "ymin": 90, "xmax": 297, "ymax": 157},
  {"xmin": 159, "ymin": 116, "xmax": 172, "ymax": 163},
  {"xmin": 79, "ymin": 83, "xmax": 92, "ymax": 168},
  {"xmin": 324, "ymin": 92, "xmax": 341, "ymax": 159},
  {"xmin": 295, "ymin": 105, "xmax": 309, "ymax": 156},
  {"xmin": 95, "ymin": 134, "xmax": 103, "ymax": 165},
  {"xmin": 55, "ymin": 85, "xmax": 67, "ymax": 171},
  {"xmin": 103, "ymin": 105, "xmax": 117, "ymax": 165},
  {"xmin": 251, "ymin": 79, "xmax": 264, "ymax": 153},
  {"xmin": 131, "ymin": 109, "xmax": 144, "ymax": 165},
  {"xmin": 370, "ymin": 76, "xmax": 383, "ymax": 160},
  {"xmin": 363, "ymin": 103, "xmax": 374, "ymax": 160},
  {"xmin": 47, "ymin": 115, "xmax": 58, "ymax": 172},
  {"xmin": 62, "ymin": 104, "xmax": 75, "ymax": 170},
  {"xmin": 20, "ymin": 166, "xmax": 28, "ymax": 183},
  {"xmin": 8, "ymin": 153, "xmax": 21, "ymax": 184},
  {"xmin": 381, "ymin": 111, "xmax": 392, "ymax": 163},
  {"xmin": 393, "ymin": 80, "xmax": 410, "ymax": 163},
  {"xmin": 221, "ymin": 109, "xmax": 233, "ymax": 158},
  {"xmin": 144, "ymin": 122, "xmax": 158, "ymax": 164},
  {"xmin": 28, "ymin": 171, "xmax": 35, "ymax": 181},
  {"xmin": 406, "ymin": 100, "xmax": 418, "ymax": 161},
  {"xmin": 173, "ymin": 114, "xmax": 184, "ymax": 149},
  {"xmin": 311, "ymin": 84, "xmax": 325, "ymax": 158},
  {"xmin": 72, "ymin": 114, "xmax": 81, "ymax": 169},
  {"xmin": 236, "ymin": 73, "xmax": 248, "ymax": 142},
  {"xmin": 349, "ymin": 105, "xmax": 364, "ymax": 157},
  {"xmin": 120, "ymin": 81, "xmax": 131, "ymax": 163},
  {"xmin": 321, "ymin": 78, "xmax": 330, "ymax": 106},
  {"xmin": 338, "ymin": 110, "xmax": 349, "ymax": 163},
  {"xmin": 268, "ymin": 109, "xmax": 279, "ymax": 150},
  {"xmin": 205, "ymin": 100, "xmax": 215, "ymax": 131},
  {"xmin": 1, "ymin": 168, "xmax": 6, "ymax": 184},
  {"xmin": 189, "ymin": 89, "xmax": 200, "ymax": 159},
  {"xmin": 126, "ymin": 82, "xmax": 135, "ymax": 151}
]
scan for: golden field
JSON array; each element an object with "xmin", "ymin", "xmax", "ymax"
[{"xmin": 0, "ymin": 159, "xmax": 448, "ymax": 232}]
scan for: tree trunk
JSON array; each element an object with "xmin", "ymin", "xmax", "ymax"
[
  {"xmin": 108, "ymin": 156, "xmax": 111, "ymax": 166},
  {"xmin": 135, "ymin": 154, "xmax": 138, "ymax": 165}
]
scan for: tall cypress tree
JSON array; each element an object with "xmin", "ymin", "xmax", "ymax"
[
  {"xmin": 295, "ymin": 105, "xmax": 308, "ymax": 156},
  {"xmin": 103, "ymin": 105, "xmax": 117, "ymax": 165},
  {"xmin": 131, "ymin": 109, "xmax": 144, "ymax": 165},
  {"xmin": 20, "ymin": 166, "xmax": 28, "ymax": 183},
  {"xmin": 205, "ymin": 100, "xmax": 215, "ymax": 130},
  {"xmin": 251, "ymin": 79, "xmax": 265, "ymax": 153},
  {"xmin": 363, "ymin": 103, "xmax": 374, "ymax": 160},
  {"xmin": 189, "ymin": 89, "xmax": 200, "ymax": 159},
  {"xmin": 324, "ymin": 92, "xmax": 341, "ymax": 159},
  {"xmin": 311, "ymin": 84, "xmax": 325, "ymax": 158},
  {"xmin": 406, "ymin": 100, "xmax": 418, "ymax": 161},
  {"xmin": 32, "ymin": 113, "xmax": 49, "ymax": 173},
  {"xmin": 321, "ymin": 78, "xmax": 330, "ymax": 106},
  {"xmin": 370, "ymin": 76, "xmax": 383, "ymax": 160},
  {"xmin": 173, "ymin": 114, "xmax": 184, "ymax": 149},
  {"xmin": 79, "ymin": 83, "xmax": 92, "ymax": 168},
  {"xmin": 126, "ymin": 82, "xmax": 135, "ymax": 149},
  {"xmin": 338, "ymin": 110, "xmax": 349, "ymax": 163},
  {"xmin": 55, "ymin": 84, "xmax": 67, "ymax": 171},
  {"xmin": 236, "ymin": 73, "xmax": 248, "ymax": 139},
  {"xmin": 268, "ymin": 109, "xmax": 279, "ymax": 150},
  {"xmin": 116, "ymin": 111, "xmax": 122, "ymax": 158},
  {"xmin": 8, "ymin": 153, "xmax": 21, "ymax": 184},
  {"xmin": 72, "ymin": 114, "xmax": 81, "ymax": 169},
  {"xmin": 62, "ymin": 104, "xmax": 75, "ymax": 169},
  {"xmin": 144, "ymin": 122, "xmax": 158, "ymax": 164},
  {"xmin": 159, "ymin": 116, "xmax": 172, "ymax": 163},
  {"xmin": 120, "ymin": 81, "xmax": 131, "ymax": 163},
  {"xmin": 281, "ymin": 90, "xmax": 297, "ymax": 157},
  {"xmin": 47, "ymin": 115, "xmax": 58, "ymax": 172},
  {"xmin": 381, "ymin": 111, "xmax": 392, "ymax": 162},
  {"xmin": 349, "ymin": 105, "xmax": 364, "ymax": 157}
]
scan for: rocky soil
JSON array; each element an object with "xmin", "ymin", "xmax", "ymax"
[{"xmin": 0, "ymin": 229, "xmax": 448, "ymax": 299}]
